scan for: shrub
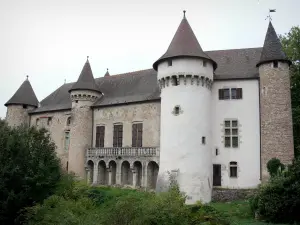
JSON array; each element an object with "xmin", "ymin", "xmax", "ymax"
[
  {"xmin": 267, "ymin": 158, "xmax": 285, "ymax": 177},
  {"xmin": 251, "ymin": 158, "xmax": 300, "ymax": 223},
  {"xmin": 0, "ymin": 121, "xmax": 62, "ymax": 224}
]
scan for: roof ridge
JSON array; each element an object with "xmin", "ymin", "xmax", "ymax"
[
  {"xmin": 205, "ymin": 47, "xmax": 262, "ymax": 52},
  {"xmin": 99, "ymin": 68, "xmax": 153, "ymax": 78}
]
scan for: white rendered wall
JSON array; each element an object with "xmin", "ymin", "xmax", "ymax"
[
  {"xmin": 156, "ymin": 58, "xmax": 213, "ymax": 204},
  {"xmin": 212, "ymin": 79, "xmax": 261, "ymax": 188}
]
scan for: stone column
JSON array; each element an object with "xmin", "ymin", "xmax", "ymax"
[
  {"xmin": 116, "ymin": 160, "xmax": 122, "ymax": 185},
  {"xmin": 132, "ymin": 169, "xmax": 137, "ymax": 187},
  {"xmin": 107, "ymin": 168, "xmax": 112, "ymax": 185},
  {"xmin": 86, "ymin": 167, "xmax": 91, "ymax": 184},
  {"xmin": 93, "ymin": 163, "xmax": 98, "ymax": 185}
]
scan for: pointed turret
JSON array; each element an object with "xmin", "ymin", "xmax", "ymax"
[
  {"xmin": 5, "ymin": 76, "xmax": 39, "ymax": 107},
  {"xmin": 153, "ymin": 11, "xmax": 217, "ymax": 70},
  {"xmin": 69, "ymin": 57, "xmax": 101, "ymax": 93},
  {"xmin": 104, "ymin": 68, "xmax": 110, "ymax": 77},
  {"xmin": 256, "ymin": 22, "xmax": 291, "ymax": 67}
]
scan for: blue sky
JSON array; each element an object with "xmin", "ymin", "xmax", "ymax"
[{"xmin": 0, "ymin": 0, "xmax": 299, "ymax": 118}]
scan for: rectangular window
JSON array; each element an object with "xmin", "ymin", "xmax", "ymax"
[
  {"xmin": 202, "ymin": 136, "xmax": 206, "ymax": 145},
  {"xmin": 168, "ymin": 60, "xmax": 172, "ymax": 67},
  {"xmin": 230, "ymin": 162, "xmax": 238, "ymax": 178},
  {"xmin": 132, "ymin": 123, "xmax": 143, "ymax": 147},
  {"xmin": 273, "ymin": 61, "xmax": 278, "ymax": 68},
  {"xmin": 219, "ymin": 88, "xmax": 243, "ymax": 100},
  {"xmin": 64, "ymin": 131, "xmax": 70, "ymax": 152},
  {"xmin": 203, "ymin": 60, "xmax": 207, "ymax": 67},
  {"xmin": 113, "ymin": 124, "xmax": 123, "ymax": 147},
  {"xmin": 95, "ymin": 126, "xmax": 105, "ymax": 147},
  {"xmin": 224, "ymin": 120, "xmax": 239, "ymax": 148}
]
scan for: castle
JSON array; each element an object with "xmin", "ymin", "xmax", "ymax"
[{"xmin": 4, "ymin": 12, "xmax": 294, "ymax": 203}]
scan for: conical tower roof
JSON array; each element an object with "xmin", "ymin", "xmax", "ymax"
[
  {"xmin": 69, "ymin": 57, "xmax": 101, "ymax": 93},
  {"xmin": 257, "ymin": 22, "xmax": 291, "ymax": 67},
  {"xmin": 104, "ymin": 68, "xmax": 110, "ymax": 77},
  {"xmin": 5, "ymin": 77, "xmax": 39, "ymax": 107},
  {"xmin": 153, "ymin": 11, "xmax": 217, "ymax": 70}
]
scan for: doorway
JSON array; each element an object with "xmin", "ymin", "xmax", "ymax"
[{"xmin": 213, "ymin": 164, "xmax": 221, "ymax": 186}]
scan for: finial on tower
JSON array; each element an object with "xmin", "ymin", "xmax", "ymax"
[
  {"xmin": 26, "ymin": 75, "xmax": 29, "ymax": 80},
  {"xmin": 183, "ymin": 10, "xmax": 186, "ymax": 19},
  {"xmin": 87, "ymin": 56, "xmax": 89, "ymax": 61},
  {"xmin": 266, "ymin": 9, "xmax": 276, "ymax": 22}
]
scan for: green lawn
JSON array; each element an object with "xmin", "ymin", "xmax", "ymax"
[{"xmin": 209, "ymin": 200, "xmax": 287, "ymax": 225}]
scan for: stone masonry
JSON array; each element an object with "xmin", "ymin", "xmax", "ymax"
[
  {"xmin": 259, "ymin": 62, "xmax": 294, "ymax": 181},
  {"xmin": 6, "ymin": 105, "xmax": 35, "ymax": 127}
]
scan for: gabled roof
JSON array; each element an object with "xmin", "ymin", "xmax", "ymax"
[
  {"xmin": 5, "ymin": 78, "xmax": 39, "ymax": 107},
  {"xmin": 69, "ymin": 58, "xmax": 102, "ymax": 93},
  {"xmin": 153, "ymin": 12, "xmax": 217, "ymax": 70},
  {"xmin": 29, "ymin": 47, "xmax": 262, "ymax": 114},
  {"xmin": 257, "ymin": 22, "xmax": 291, "ymax": 67}
]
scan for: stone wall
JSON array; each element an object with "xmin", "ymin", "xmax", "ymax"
[
  {"xmin": 259, "ymin": 62, "xmax": 294, "ymax": 182},
  {"xmin": 30, "ymin": 110, "xmax": 71, "ymax": 170},
  {"xmin": 212, "ymin": 188, "xmax": 257, "ymax": 202},
  {"xmin": 93, "ymin": 102, "xmax": 160, "ymax": 147},
  {"xmin": 6, "ymin": 105, "xmax": 35, "ymax": 127}
]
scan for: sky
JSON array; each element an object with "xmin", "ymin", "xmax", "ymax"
[{"xmin": 0, "ymin": 0, "xmax": 299, "ymax": 118}]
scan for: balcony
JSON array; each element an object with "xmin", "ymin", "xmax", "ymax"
[{"xmin": 86, "ymin": 147, "xmax": 160, "ymax": 158}]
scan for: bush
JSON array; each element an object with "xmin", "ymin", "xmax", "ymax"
[
  {"xmin": 267, "ymin": 158, "xmax": 285, "ymax": 177},
  {"xmin": 251, "ymin": 158, "xmax": 300, "ymax": 223},
  {"xmin": 0, "ymin": 121, "xmax": 62, "ymax": 224}
]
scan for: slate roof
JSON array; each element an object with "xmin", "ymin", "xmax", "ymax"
[
  {"xmin": 153, "ymin": 13, "xmax": 217, "ymax": 70},
  {"xmin": 29, "ymin": 47, "xmax": 262, "ymax": 114},
  {"xmin": 257, "ymin": 22, "xmax": 291, "ymax": 67},
  {"xmin": 104, "ymin": 69, "xmax": 110, "ymax": 77},
  {"xmin": 69, "ymin": 58, "xmax": 102, "ymax": 93},
  {"xmin": 5, "ymin": 78, "xmax": 39, "ymax": 107}
]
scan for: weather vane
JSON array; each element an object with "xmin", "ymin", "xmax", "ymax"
[{"xmin": 266, "ymin": 9, "xmax": 276, "ymax": 21}]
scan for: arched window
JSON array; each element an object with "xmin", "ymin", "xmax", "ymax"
[
  {"xmin": 66, "ymin": 117, "xmax": 71, "ymax": 126},
  {"xmin": 229, "ymin": 161, "xmax": 238, "ymax": 178}
]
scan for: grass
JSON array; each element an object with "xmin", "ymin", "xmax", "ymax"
[{"xmin": 209, "ymin": 200, "xmax": 287, "ymax": 225}]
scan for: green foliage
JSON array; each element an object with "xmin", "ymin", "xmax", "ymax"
[
  {"xmin": 280, "ymin": 26, "xmax": 300, "ymax": 158},
  {"xmin": 0, "ymin": 120, "xmax": 62, "ymax": 224},
  {"xmin": 250, "ymin": 158, "xmax": 300, "ymax": 224},
  {"xmin": 266, "ymin": 158, "xmax": 285, "ymax": 177}
]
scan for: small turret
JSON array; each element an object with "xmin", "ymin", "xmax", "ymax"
[
  {"xmin": 258, "ymin": 22, "xmax": 294, "ymax": 181},
  {"xmin": 5, "ymin": 76, "xmax": 38, "ymax": 127},
  {"xmin": 104, "ymin": 68, "xmax": 110, "ymax": 77},
  {"xmin": 68, "ymin": 57, "xmax": 102, "ymax": 179}
]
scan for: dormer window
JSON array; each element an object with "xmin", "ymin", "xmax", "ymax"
[
  {"xmin": 168, "ymin": 60, "xmax": 172, "ymax": 67},
  {"xmin": 273, "ymin": 61, "xmax": 278, "ymax": 68}
]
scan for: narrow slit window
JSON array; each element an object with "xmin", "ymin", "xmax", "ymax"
[
  {"xmin": 203, "ymin": 60, "xmax": 207, "ymax": 67},
  {"xmin": 168, "ymin": 60, "xmax": 172, "ymax": 67},
  {"xmin": 202, "ymin": 136, "xmax": 206, "ymax": 144}
]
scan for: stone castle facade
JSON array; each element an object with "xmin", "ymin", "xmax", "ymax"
[{"xmin": 4, "ymin": 12, "xmax": 294, "ymax": 203}]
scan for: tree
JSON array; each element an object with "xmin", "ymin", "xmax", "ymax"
[
  {"xmin": 280, "ymin": 26, "xmax": 300, "ymax": 157},
  {"xmin": 0, "ymin": 119, "xmax": 62, "ymax": 224}
]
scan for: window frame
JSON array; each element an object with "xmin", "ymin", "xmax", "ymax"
[
  {"xmin": 229, "ymin": 161, "xmax": 238, "ymax": 178},
  {"xmin": 168, "ymin": 59, "xmax": 172, "ymax": 67},
  {"xmin": 219, "ymin": 88, "xmax": 243, "ymax": 100},
  {"xmin": 95, "ymin": 125, "xmax": 105, "ymax": 148},
  {"xmin": 132, "ymin": 122, "xmax": 143, "ymax": 147},
  {"xmin": 64, "ymin": 131, "xmax": 70, "ymax": 152},
  {"xmin": 224, "ymin": 119, "xmax": 239, "ymax": 148},
  {"xmin": 113, "ymin": 123, "xmax": 123, "ymax": 147}
]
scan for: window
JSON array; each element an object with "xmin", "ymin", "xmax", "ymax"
[
  {"xmin": 47, "ymin": 117, "xmax": 52, "ymax": 126},
  {"xmin": 95, "ymin": 126, "xmax": 105, "ymax": 147},
  {"xmin": 273, "ymin": 61, "xmax": 278, "ymax": 68},
  {"xmin": 229, "ymin": 161, "xmax": 238, "ymax": 178},
  {"xmin": 36, "ymin": 118, "xmax": 39, "ymax": 126},
  {"xmin": 23, "ymin": 104, "xmax": 27, "ymax": 109},
  {"xmin": 219, "ymin": 88, "xmax": 242, "ymax": 100},
  {"xmin": 202, "ymin": 136, "xmax": 206, "ymax": 144},
  {"xmin": 172, "ymin": 76, "xmax": 178, "ymax": 86},
  {"xmin": 66, "ymin": 117, "xmax": 71, "ymax": 126},
  {"xmin": 64, "ymin": 131, "xmax": 70, "ymax": 152},
  {"xmin": 203, "ymin": 60, "xmax": 207, "ymax": 67},
  {"xmin": 168, "ymin": 60, "xmax": 172, "ymax": 66},
  {"xmin": 113, "ymin": 124, "xmax": 123, "ymax": 147},
  {"xmin": 216, "ymin": 148, "xmax": 219, "ymax": 156},
  {"xmin": 132, "ymin": 123, "xmax": 143, "ymax": 147},
  {"xmin": 174, "ymin": 106, "xmax": 180, "ymax": 115},
  {"xmin": 224, "ymin": 120, "xmax": 239, "ymax": 148}
]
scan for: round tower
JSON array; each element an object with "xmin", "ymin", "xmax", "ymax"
[
  {"xmin": 257, "ymin": 22, "xmax": 294, "ymax": 181},
  {"xmin": 153, "ymin": 11, "xmax": 217, "ymax": 204},
  {"xmin": 68, "ymin": 57, "xmax": 102, "ymax": 179},
  {"xmin": 4, "ymin": 76, "xmax": 39, "ymax": 127}
]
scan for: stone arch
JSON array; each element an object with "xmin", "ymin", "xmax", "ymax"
[
  {"xmin": 121, "ymin": 161, "xmax": 133, "ymax": 185},
  {"xmin": 86, "ymin": 160, "xmax": 94, "ymax": 184},
  {"xmin": 147, "ymin": 161, "xmax": 159, "ymax": 189},
  {"xmin": 108, "ymin": 160, "xmax": 117, "ymax": 185},
  {"xmin": 133, "ymin": 161, "xmax": 142, "ymax": 187},
  {"xmin": 98, "ymin": 160, "xmax": 107, "ymax": 185}
]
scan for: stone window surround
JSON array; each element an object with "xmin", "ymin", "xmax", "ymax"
[
  {"xmin": 223, "ymin": 119, "xmax": 240, "ymax": 148},
  {"xmin": 132, "ymin": 121, "xmax": 143, "ymax": 148},
  {"xmin": 219, "ymin": 86, "xmax": 243, "ymax": 100},
  {"xmin": 172, "ymin": 105, "xmax": 183, "ymax": 116},
  {"xmin": 113, "ymin": 122, "xmax": 123, "ymax": 147},
  {"xmin": 229, "ymin": 161, "xmax": 238, "ymax": 178},
  {"xmin": 95, "ymin": 125, "xmax": 105, "ymax": 148}
]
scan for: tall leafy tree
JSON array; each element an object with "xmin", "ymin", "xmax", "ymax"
[
  {"xmin": 0, "ymin": 120, "xmax": 62, "ymax": 224},
  {"xmin": 280, "ymin": 26, "xmax": 300, "ymax": 158}
]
